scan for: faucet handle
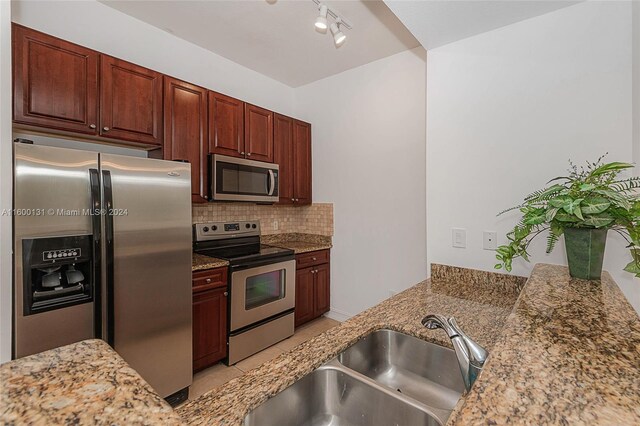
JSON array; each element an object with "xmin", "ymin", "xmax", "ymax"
[{"xmin": 448, "ymin": 317, "xmax": 488, "ymax": 366}]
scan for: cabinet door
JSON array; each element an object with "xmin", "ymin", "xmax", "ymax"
[
  {"xmin": 295, "ymin": 267, "xmax": 315, "ymax": 328},
  {"xmin": 100, "ymin": 55, "xmax": 163, "ymax": 145},
  {"xmin": 293, "ymin": 120, "xmax": 312, "ymax": 204},
  {"xmin": 208, "ymin": 91, "xmax": 244, "ymax": 158},
  {"xmin": 314, "ymin": 263, "xmax": 330, "ymax": 318},
  {"xmin": 12, "ymin": 24, "xmax": 99, "ymax": 134},
  {"xmin": 193, "ymin": 287, "xmax": 228, "ymax": 371},
  {"xmin": 274, "ymin": 113, "xmax": 294, "ymax": 204},
  {"xmin": 244, "ymin": 103, "xmax": 274, "ymax": 163},
  {"xmin": 164, "ymin": 77, "xmax": 208, "ymax": 203}
]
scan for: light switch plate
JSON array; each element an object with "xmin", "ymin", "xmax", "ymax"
[
  {"xmin": 483, "ymin": 231, "xmax": 498, "ymax": 250},
  {"xmin": 452, "ymin": 228, "xmax": 466, "ymax": 248}
]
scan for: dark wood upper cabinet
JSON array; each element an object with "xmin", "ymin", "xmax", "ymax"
[
  {"xmin": 12, "ymin": 24, "xmax": 99, "ymax": 134},
  {"xmin": 100, "ymin": 55, "xmax": 163, "ymax": 146},
  {"xmin": 208, "ymin": 91, "xmax": 244, "ymax": 158},
  {"xmin": 164, "ymin": 77, "xmax": 208, "ymax": 203},
  {"xmin": 293, "ymin": 119, "xmax": 312, "ymax": 205},
  {"xmin": 274, "ymin": 113, "xmax": 295, "ymax": 204},
  {"xmin": 244, "ymin": 103, "xmax": 274, "ymax": 163}
]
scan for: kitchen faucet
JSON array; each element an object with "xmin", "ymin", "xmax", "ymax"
[{"xmin": 421, "ymin": 314, "xmax": 488, "ymax": 393}]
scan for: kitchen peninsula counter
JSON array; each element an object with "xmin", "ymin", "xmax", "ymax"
[
  {"xmin": 0, "ymin": 339, "xmax": 183, "ymax": 425},
  {"xmin": 179, "ymin": 263, "xmax": 640, "ymax": 425}
]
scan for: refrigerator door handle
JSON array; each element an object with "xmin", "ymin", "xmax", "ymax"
[
  {"xmin": 102, "ymin": 169, "xmax": 115, "ymax": 346},
  {"xmin": 89, "ymin": 169, "xmax": 102, "ymax": 338}
]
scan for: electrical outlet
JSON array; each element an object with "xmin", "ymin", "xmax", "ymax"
[
  {"xmin": 452, "ymin": 228, "xmax": 466, "ymax": 248},
  {"xmin": 483, "ymin": 231, "xmax": 497, "ymax": 250},
  {"xmin": 273, "ymin": 220, "xmax": 279, "ymax": 231}
]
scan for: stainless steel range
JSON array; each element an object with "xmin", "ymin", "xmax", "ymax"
[{"xmin": 193, "ymin": 221, "xmax": 295, "ymax": 365}]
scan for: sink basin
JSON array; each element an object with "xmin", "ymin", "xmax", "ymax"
[
  {"xmin": 243, "ymin": 365, "xmax": 441, "ymax": 426},
  {"xmin": 337, "ymin": 329, "xmax": 465, "ymax": 411}
]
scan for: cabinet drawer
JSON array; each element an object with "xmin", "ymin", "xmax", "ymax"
[
  {"xmin": 192, "ymin": 267, "xmax": 228, "ymax": 293},
  {"xmin": 296, "ymin": 249, "xmax": 329, "ymax": 269}
]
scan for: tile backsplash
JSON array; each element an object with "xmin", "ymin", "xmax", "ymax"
[{"xmin": 192, "ymin": 203, "xmax": 334, "ymax": 236}]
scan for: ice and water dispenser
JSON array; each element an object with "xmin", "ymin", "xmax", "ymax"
[{"xmin": 22, "ymin": 235, "xmax": 93, "ymax": 315}]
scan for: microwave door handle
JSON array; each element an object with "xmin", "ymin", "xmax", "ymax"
[{"xmin": 268, "ymin": 169, "xmax": 275, "ymax": 196}]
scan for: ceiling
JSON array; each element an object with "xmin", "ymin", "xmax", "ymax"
[
  {"xmin": 384, "ymin": 0, "xmax": 581, "ymax": 51},
  {"xmin": 100, "ymin": 0, "xmax": 421, "ymax": 87}
]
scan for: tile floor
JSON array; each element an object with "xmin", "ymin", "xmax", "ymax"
[{"xmin": 189, "ymin": 316, "xmax": 340, "ymax": 400}]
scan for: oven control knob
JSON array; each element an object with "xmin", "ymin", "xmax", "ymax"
[
  {"xmin": 246, "ymin": 224, "xmax": 251, "ymax": 229},
  {"xmin": 212, "ymin": 225, "xmax": 218, "ymax": 231},
  {"xmin": 203, "ymin": 226, "xmax": 209, "ymax": 233},
  {"xmin": 252, "ymin": 224, "xmax": 257, "ymax": 229}
]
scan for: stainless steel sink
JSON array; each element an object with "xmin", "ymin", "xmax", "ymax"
[
  {"xmin": 337, "ymin": 329, "xmax": 465, "ymax": 411},
  {"xmin": 243, "ymin": 364, "xmax": 442, "ymax": 426},
  {"xmin": 244, "ymin": 329, "xmax": 464, "ymax": 426}
]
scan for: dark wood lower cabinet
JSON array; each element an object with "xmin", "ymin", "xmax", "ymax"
[
  {"xmin": 294, "ymin": 250, "xmax": 330, "ymax": 328},
  {"xmin": 295, "ymin": 266, "xmax": 316, "ymax": 327},
  {"xmin": 314, "ymin": 263, "xmax": 330, "ymax": 317},
  {"xmin": 192, "ymin": 268, "xmax": 228, "ymax": 372}
]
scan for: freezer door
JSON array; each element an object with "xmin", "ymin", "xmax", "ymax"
[
  {"xmin": 14, "ymin": 143, "xmax": 99, "ymax": 358},
  {"xmin": 101, "ymin": 154, "xmax": 192, "ymax": 397}
]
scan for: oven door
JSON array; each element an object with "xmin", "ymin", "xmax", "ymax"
[
  {"xmin": 211, "ymin": 154, "xmax": 279, "ymax": 202},
  {"xmin": 230, "ymin": 259, "xmax": 295, "ymax": 331}
]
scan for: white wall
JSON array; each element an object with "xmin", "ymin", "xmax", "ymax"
[
  {"xmin": 294, "ymin": 48, "xmax": 427, "ymax": 319},
  {"xmin": 634, "ymin": 1, "xmax": 640, "ymax": 169},
  {"xmin": 0, "ymin": 0, "xmax": 12, "ymax": 363},
  {"xmin": 11, "ymin": 0, "xmax": 295, "ymax": 115},
  {"xmin": 426, "ymin": 1, "xmax": 639, "ymax": 312}
]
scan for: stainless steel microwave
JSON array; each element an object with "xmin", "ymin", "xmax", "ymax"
[{"xmin": 209, "ymin": 154, "xmax": 279, "ymax": 203}]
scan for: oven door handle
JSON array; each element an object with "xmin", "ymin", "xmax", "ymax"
[{"xmin": 267, "ymin": 169, "xmax": 275, "ymax": 196}]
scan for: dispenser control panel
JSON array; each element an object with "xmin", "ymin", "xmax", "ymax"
[{"xmin": 42, "ymin": 248, "xmax": 81, "ymax": 261}]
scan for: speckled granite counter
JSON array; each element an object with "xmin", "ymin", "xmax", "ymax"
[
  {"xmin": 448, "ymin": 264, "xmax": 640, "ymax": 425},
  {"xmin": 261, "ymin": 233, "xmax": 332, "ymax": 254},
  {"xmin": 0, "ymin": 339, "xmax": 183, "ymax": 425},
  {"xmin": 192, "ymin": 253, "xmax": 229, "ymax": 272},
  {"xmin": 179, "ymin": 263, "xmax": 640, "ymax": 425},
  {"xmin": 177, "ymin": 265, "xmax": 519, "ymax": 425}
]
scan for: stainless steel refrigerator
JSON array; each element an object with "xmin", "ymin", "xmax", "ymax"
[{"xmin": 13, "ymin": 143, "xmax": 193, "ymax": 403}]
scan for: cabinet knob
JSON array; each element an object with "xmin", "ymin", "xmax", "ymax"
[
  {"xmin": 311, "ymin": 270, "xmax": 315, "ymax": 274},
  {"xmin": 206, "ymin": 278, "xmax": 211, "ymax": 283},
  {"xmin": 291, "ymin": 198, "xmax": 295, "ymax": 202},
  {"xmin": 223, "ymin": 291, "xmax": 228, "ymax": 297},
  {"xmin": 247, "ymin": 153, "xmax": 251, "ymax": 156},
  {"xmin": 103, "ymin": 127, "xmax": 110, "ymax": 132},
  {"xmin": 89, "ymin": 124, "xmax": 96, "ymax": 129},
  {"xmin": 312, "ymin": 257, "xmax": 317, "ymax": 261},
  {"xmin": 240, "ymin": 151, "xmax": 245, "ymax": 155}
]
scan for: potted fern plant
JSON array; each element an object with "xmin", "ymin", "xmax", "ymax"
[{"xmin": 495, "ymin": 155, "xmax": 640, "ymax": 280}]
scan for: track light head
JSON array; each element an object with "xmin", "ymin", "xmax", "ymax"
[
  {"xmin": 315, "ymin": 4, "xmax": 328, "ymax": 33},
  {"xmin": 330, "ymin": 22, "xmax": 346, "ymax": 47}
]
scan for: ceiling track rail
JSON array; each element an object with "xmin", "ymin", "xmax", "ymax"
[{"xmin": 311, "ymin": 0, "xmax": 353, "ymax": 30}]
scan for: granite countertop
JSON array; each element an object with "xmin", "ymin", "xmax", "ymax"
[
  {"xmin": 261, "ymin": 233, "xmax": 332, "ymax": 254},
  {"xmin": 177, "ymin": 265, "xmax": 522, "ymax": 425},
  {"xmin": 0, "ymin": 339, "xmax": 183, "ymax": 425},
  {"xmin": 178, "ymin": 263, "xmax": 640, "ymax": 425},
  {"xmin": 192, "ymin": 253, "xmax": 229, "ymax": 272},
  {"xmin": 448, "ymin": 264, "xmax": 640, "ymax": 425}
]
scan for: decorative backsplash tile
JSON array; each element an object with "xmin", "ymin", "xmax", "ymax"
[{"xmin": 192, "ymin": 203, "xmax": 334, "ymax": 236}]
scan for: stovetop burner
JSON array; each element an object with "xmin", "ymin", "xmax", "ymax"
[{"xmin": 193, "ymin": 220, "xmax": 294, "ymax": 266}]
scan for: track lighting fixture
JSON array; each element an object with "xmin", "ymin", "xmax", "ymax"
[
  {"xmin": 330, "ymin": 21, "xmax": 346, "ymax": 47},
  {"xmin": 315, "ymin": 4, "xmax": 328, "ymax": 33},
  {"xmin": 311, "ymin": 0, "xmax": 353, "ymax": 48}
]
